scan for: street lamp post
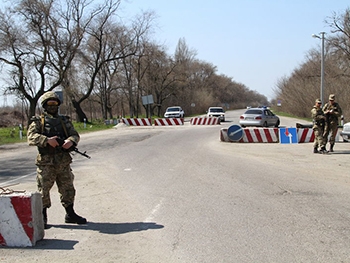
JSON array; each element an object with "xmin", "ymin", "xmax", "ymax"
[{"xmin": 312, "ymin": 32, "xmax": 325, "ymax": 105}]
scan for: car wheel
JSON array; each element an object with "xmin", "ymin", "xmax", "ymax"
[{"xmin": 275, "ymin": 120, "xmax": 280, "ymax": 127}]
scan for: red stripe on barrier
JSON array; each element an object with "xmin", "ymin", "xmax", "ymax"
[
  {"xmin": 141, "ymin": 118, "xmax": 150, "ymax": 126},
  {"xmin": 254, "ymin": 129, "xmax": 263, "ymax": 142},
  {"xmin": 300, "ymin": 129, "xmax": 308, "ymax": 142},
  {"xmin": 11, "ymin": 196, "xmax": 33, "ymax": 242},
  {"xmin": 244, "ymin": 129, "xmax": 253, "ymax": 142},
  {"xmin": 0, "ymin": 233, "xmax": 5, "ymax": 246},
  {"xmin": 264, "ymin": 128, "xmax": 273, "ymax": 142}
]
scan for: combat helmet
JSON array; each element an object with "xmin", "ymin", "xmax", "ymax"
[{"xmin": 40, "ymin": 91, "xmax": 61, "ymax": 107}]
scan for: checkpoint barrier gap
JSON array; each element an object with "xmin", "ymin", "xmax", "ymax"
[
  {"xmin": 0, "ymin": 192, "xmax": 44, "ymax": 247},
  {"xmin": 221, "ymin": 127, "xmax": 342, "ymax": 143}
]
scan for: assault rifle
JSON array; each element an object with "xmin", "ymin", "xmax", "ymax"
[{"xmin": 56, "ymin": 138, "xmax": 91, "ymax": 159}]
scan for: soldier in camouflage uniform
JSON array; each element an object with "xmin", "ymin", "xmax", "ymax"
[
  {"xmin": 311, "ymin": 98, "xmax": 326, "ymax": 153},
  {"xmin": 322, "ymin": 94, "xmax": 342, "ymax": 153},
  {"xmin": 27, "ymin": 91, "xmax": 87, "ymax": 228}
]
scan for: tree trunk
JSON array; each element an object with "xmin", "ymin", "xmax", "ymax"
[{"xmin": 72, "ymin": 99, "xmax": 88, "ymax": 122}]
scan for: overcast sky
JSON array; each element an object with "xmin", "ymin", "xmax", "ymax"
[{"xmin": 1, "ymin": 0, "xmax": 349, "ymax": 105}]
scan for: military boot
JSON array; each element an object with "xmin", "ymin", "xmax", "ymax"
[
  {"xmin": 320, "ymin": 147, "xmax": 329, "ymax": 154},
  {"xmin": 313, "ymin": 148, "xmax": 319, "ymax": 153},
  {"xmin": 43, "ymin": 208, "xmax": 48, "ymax": 229},
  {"xmin": 330, "ymin": 143, "xmax": 334, "ymax": 152},
  {"xmin": 65, "ymin": 204, "xmax": 87, "ymax": 224}
]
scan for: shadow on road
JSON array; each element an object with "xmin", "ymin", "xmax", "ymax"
[
  {"xmin": 23, "ymin": 239, "xmax": 79, "ymax": 250},
  {"xmin": 30, "ymin": 222, "xmax": 164, "ymax": 250},
  {"xmin": 54, "ymin": 221, "xmax": 164, "ymax": 235}
]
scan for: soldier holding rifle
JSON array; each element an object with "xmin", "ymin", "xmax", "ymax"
[{"xmin": 27, "ymin": 91, "xmax": 87, "ymax": 229}]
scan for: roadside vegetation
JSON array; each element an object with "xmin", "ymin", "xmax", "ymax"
[{"xmin": 0, "ymin": 120, "xmax": 114, "ymax": 146}]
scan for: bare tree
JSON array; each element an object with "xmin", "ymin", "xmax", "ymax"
[{"xmin": 0, "ymin": 0, "xmax": 106, "ymax": 125}]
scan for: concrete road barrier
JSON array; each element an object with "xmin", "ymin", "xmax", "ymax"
[
  {"xmin": 121, "ymin": 118, "xmax": 152, "ymax": 126},
  {"xmin": 154, "ymin": 118, "xmax": 184, "ymax": 126},
  {"xmin": 221, "ymin": 127, "xmax": 342, "ymax": 143},
  {"xmin": 0, "ymin": 192, "xmax": 44, "ymax": 247},
  {"xmin": 190, "ymin": 117, "xmax": 220, "ymax": 125}
]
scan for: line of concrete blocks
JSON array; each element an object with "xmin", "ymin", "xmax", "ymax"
[
  {"xmin": 220, "ymin": 128, "xmax": 342, "ymax": 143},
  {"xmin": 120, "ymin": 117, "xmax": 221, "ymax": 126}
]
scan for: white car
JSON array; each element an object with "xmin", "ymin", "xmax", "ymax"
[
  {"xmin": 341, "ymin": 122, "xmax": 350, "ymax": 142},
  {"xmin": 207, "ymin": 107, "xmax": 225, "ymax": 122},
  {"xmin": 164, "ymin": 106, "xmax": 185, "ymax": 118}
]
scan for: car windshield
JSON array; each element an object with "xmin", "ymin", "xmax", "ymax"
[
  {"xmin": 167, "ymin": 107, "xmax": 180, "ymax": 112},
  {"xmin": 210, "ymin": 108, "xmax": 224, "ymax": 113},
  {"xmin": 245, "ymin": 109, "xmax": 262, "ymax": 115}
]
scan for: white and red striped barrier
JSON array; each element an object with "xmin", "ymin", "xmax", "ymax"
[
  {"xmin": 154, "ymin": 118, "xmax": 184, "ymax": 126},
  {"xmin": 190, "ymin": 117, "xmax": 220, "ymax": 125},
  {"xmin": 0, "ymin": 192, "xmax": 44, "ymax": 247},
  {"xmin": 241, "ymin": 128, "xmax": 279, "ymax": 143},
  {"xmin": 220, "ymin": 128, "xmax": 279, "ymax": 143},
  {"xmin": 221, "ymin": 127, "xmax": 343, "ymax": 143},
  {"xmin": 297, "ymin": 128, "xmax": 341, "ymax": 143},
  {"xmin": 121, "ymin": 118, "xmax": 152, "ymax": 126},
  {"xmin": 297, "ymin": 128, "xmax": 315, "ymax": 143}
]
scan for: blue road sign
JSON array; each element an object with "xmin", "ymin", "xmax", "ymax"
[
  {"xmin": 227, "ymin": 125, "xmax": 243, "ymax": 142},
  {"xmin": 279, "ymin": 127, "xmax": 298, "ymax": 144}
]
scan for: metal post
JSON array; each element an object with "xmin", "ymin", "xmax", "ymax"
[
  {"xmin": 320, "ymin": 32, "xmax": 325, "ymax": 105},
  {"xmin": 312, "ymin": 32, "xmax": 326, "ymax": 105}
]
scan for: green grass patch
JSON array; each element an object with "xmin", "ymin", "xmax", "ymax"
[{"xmin": 0, "ymin": 120, "xmax": 115, "ymax": 146}]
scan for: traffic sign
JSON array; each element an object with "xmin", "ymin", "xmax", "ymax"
[
  {"xmin": 227, "ymin": 125, "xmax": 243, "ymax": 142},
  {"xmin": 279, "ymin": 127, "xmax": 298, "ymax": 144}
]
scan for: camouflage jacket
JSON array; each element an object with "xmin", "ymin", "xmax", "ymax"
[
  {"xmin": 322, "ymin": 102, "xmax": 342, "ymax": 124},
  {"xmin": 27, "ymin": 112, "xmax": 80, "ymax": 165},
  {"xmin": 311, "ymin": 106, "xmax": 325, "ymax": 129}
]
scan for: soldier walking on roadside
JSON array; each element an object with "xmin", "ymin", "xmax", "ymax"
[
  {"xmin": 311, "ymin": 98, "xmax": 326, "ymax": 153},
  {"xmin": 27, "ymin": 91, "xmax": 87, "ymax": 229},
  {"xmin": 322, "ymin": 94, "xmax": 342, "ymax": 152}
]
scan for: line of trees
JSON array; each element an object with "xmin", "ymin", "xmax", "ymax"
[
  {"xmin": 274, "ymin": 8, "xmax": 350, "ymax": 122},
  {"xmin": 0, "ymin": 0, "xmax": 268, "ymax": 126}
]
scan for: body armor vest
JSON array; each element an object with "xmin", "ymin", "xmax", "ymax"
[
  {"xmin": 39, "ymin": 115, "xmax": 68, "ymax": 155},
  {"xmin": 43, "ymin": 115, "xmax": 67, "ymax": 138}
]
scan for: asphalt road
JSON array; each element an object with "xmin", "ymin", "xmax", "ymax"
[{"xmin": 1, "ymin": 110, "xmax": 350, "ymax": 262}]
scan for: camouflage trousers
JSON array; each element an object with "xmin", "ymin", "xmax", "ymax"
[
  {"xmin": 323, "ymin": 122, "xmax": 338, "ymax": 145},
  {"xmin": 36, "ymin": 164, "xmax": 76, "ymax": 209},
  {"xmin": 313, "ymin": 126, "xmax": 324, "ymax": 149}
]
